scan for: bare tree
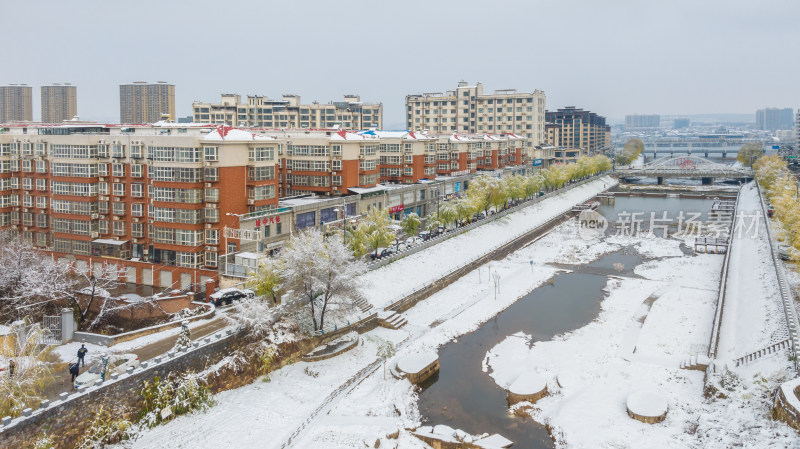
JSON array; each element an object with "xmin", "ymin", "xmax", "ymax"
[{"xmin": 281, "ymin": 229, "xmax": 365, "ymax": 333}]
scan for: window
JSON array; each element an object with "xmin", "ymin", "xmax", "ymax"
[
  {"xmin": 204, "ymin": 251, "xmax": 218, "ymax": 267},
  {"xmin": 131, "ymin": 164, "xmax": 143, "ymax": 178},
  {"xmin": 131, "ymin": 203, "xmax": 143, "ymax": 217},
  {"xmin": 204, "ymin": 146, "xmax": 218, "ymax": 162},
  {"xmin": 248, "ymin": 147, "xmax": 275, "ymax": 162},
  {"xmin": 113, "ymin": 221, "xmax": 126, "ymax": 236},
  {"xmin": 205, "ymin": 188, "xmax": 219, "ymax": 202},
  {"xmin": 112, "ymin": 164, "xmax": 125, "ymax": 177},
  {"xmin": 205, "ymin": 229, "xmax": 219, "ymax": 244},
  {"xmin": 204, "ymin": 167, "xmax": 219, "ymax": 181},
  {"xmin": 113, "ymin": 202, "xmax": 126, "ymax": 216},
  {"xmin": 295, "ymin": 211, "xmax": 315, "ymax": 229},
  {"xmin": 131, "ymin": 183, "xmax": 144, "ymax": 198},
  {"xmin": 112, "ymin": 183, "xmax": 125, "ymax": 196},
  {"xmin": 131, "ymin": 222, "xmax": 144, "ymax": 238}
]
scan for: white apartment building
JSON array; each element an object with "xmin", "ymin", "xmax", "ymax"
[
  {"xmin": 405, "ymin": 81, "xmax": 546, "ymax": 149},
  {"xmin": 192, "ymin": 94, "xmax": 383, "ymax": 130}
]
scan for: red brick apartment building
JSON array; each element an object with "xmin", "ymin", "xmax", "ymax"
[{"xmin": 0, "ymin": 123, "xmax": 532, "ymax": 288}]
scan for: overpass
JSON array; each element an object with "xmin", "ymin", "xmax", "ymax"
[{"xmin": 618, "ymin": 155, "xmax": 753, "ymax": 185}]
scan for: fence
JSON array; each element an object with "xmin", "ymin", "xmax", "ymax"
[
  {"xmin": 755, "ymin": 182, "xmax": 800, "ymax": 373},
  {"xmin": 706, "ymin": 186, "xmax": 742, "ymax": 360}
]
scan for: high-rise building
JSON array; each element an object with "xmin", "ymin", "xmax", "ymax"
[
  {"xmin": 0, "ymin": 85, "xmax": 33, "ymax": 123},
  {"xmin": 41, "ymin": 84, "xmax": 77, "ymax": 123},
  {"xmin": 755, "ymin": 108, "xmax": 793, "ymax": 131},
  {"xmin": 405, "ymin": 81, "xmax": 547, "ymax": 148},
  {"xmin": 546, "ymin": 107, "xmax": 610, "ymax": 152},
  {"xmin": 192, "ymin": 94, "xmax": 383, "ymax": 130},
  {"xmin": 625, "ymin": 114, "xmax": 660, "ymax": 130},
  {"xmin": 119, "ymin": 81, "xmax": 175, "ymax": 124}
]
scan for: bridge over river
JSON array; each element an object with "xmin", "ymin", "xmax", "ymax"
[{"xmin": 618, "ymin": 155, "xmax": 754, "ymax": 185}]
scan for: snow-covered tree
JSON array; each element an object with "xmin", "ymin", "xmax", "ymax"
[
  {"xmin": 69, "ymin": 263, "xmax": 125, "ymax": 331},
  {"xmin": 376, "ymin": 340, "xmax": 395, "ymax": 380},
  {"xmin": 437, "ymin": 202, "xmax": 458, "ymax": 229},
  {"xmin": 737, "ymin": 142, "xmax": 763, "ymax": 166},
  {"xmin": 353, "ymin": 208, "xmax": 394, "ymax": 258},
  {"xmin": 280, "ymin": 229, "xmax": 365, "ymax": 332},
  {"xmin": 400, "ymin": 212, "xmax": 421, "ymax": 237},
  {"xmin": 454, "ymin": 199, "xmax": 475, "ymax": 226},
  {"xmin": 0, "ymin": 320, "xmax": 55, "ymax": 418},
  {"xmin": 0, "ymin": 233, "xmax": 73, "ymax": 322},
  {"xmin": 173, "ymin": 321, "xmax": 191, "ymax": 350}
]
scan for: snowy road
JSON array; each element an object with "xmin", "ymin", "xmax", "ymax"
[{"xmin": 360, "ymin": 175, "xmax": 617, "ymax": 309}]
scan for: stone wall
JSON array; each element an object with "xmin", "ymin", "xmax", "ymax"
[
  {"xmin": 774, "ymin": 378, "xmax": 800, "ymax": 432},
  {"xmin": 0, "ymin": 314, "xmax": 378, "ymax": 449}
]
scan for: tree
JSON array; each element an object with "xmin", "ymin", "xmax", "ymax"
[
  {"xmin": 355, "ymin": 208, "xmax": 394, "ymax": 258},
  {"xmin": 246, "ymin": 257, "xmax": 283, "ymax": 305},
  {"xmin": 438, "ymin": 202, "xmax": 458, "ymax": 229},
  {"xmin": 616, "ymin": 138, "xmax": 644, "ymax": 165},
  {"xmin": 454, "ymin": 199, "xmax": 475, "ymax": 226},
  {"xmin": 280, "ymin": 229, "xmax": 365, "ymax": 332},
  {"xmin": 0, "ymin": 320, "xmax": 56, "ymax": 418},
  {"xmin": 0, "ymin": 233, "xmax": 73, "ymax": 322},
  {"xmin": 425, "ymin": 212, "xmax": 442, "ymax": 232},
  {"xmin": 68, "ymin": 263, "xmax": 125, "ymax": 331},
  {"xmin": 466, "ymin": 175, "xmax": 492, "ymax": 215},
  {"xmin": 737, "ymin": 142, "xmax": 763, "ymax": 166},
  {"xmin": 376, "ymin": 340, "xmax": 395, "ymax": 380},
  {"xmin": 400, "ymin": 212, "xmax": 421, "ymax": 238}
]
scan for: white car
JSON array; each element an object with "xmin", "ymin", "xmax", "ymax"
[{"xmin": 74, "ymin": 353, "xmax": 140, "ymax": 387}]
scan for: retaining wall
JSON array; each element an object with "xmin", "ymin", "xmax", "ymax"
[{"xmin": 0, "ymin": 313, "xmax": 378, "ymax": 449}]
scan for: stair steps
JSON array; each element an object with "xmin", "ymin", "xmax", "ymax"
[{"xmin": 377, "ymin": 310, "xmax": 408, "ymax": 330}]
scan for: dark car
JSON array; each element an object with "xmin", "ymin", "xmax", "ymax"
[{"xmin": 210, "ymin": 288, "xmax": 255, "ymax": 306}]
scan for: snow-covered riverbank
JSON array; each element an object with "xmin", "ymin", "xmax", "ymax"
[{"xmin": 483, "ymin": 183, "xmax": 798, "ymax": 448}]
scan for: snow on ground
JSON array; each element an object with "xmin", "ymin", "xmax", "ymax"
[
  {"xmin": 53, "ymin": 316, "xmax": 222, "ymax": 365},
  {"xmin": 482, "ymin": 186, "xmax": 799, "ymax": 448},
  {"xmin": 717, "ymin": 183, "xmax": 788, "ymax": 359},
  {"xmin": 359, "ymin": 176, "xmax": 616, "ymax": 309},
  {"xmin": 127, "ymin": 190, "xmax": 626, "ymax": 449}
]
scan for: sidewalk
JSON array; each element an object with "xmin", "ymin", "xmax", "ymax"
[{"xmin": 44, "ymin": 316, "xmax": 228, "ymax": 401}]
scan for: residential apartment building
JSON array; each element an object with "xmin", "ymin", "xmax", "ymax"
[
  {"xmin": 0, "ymin": 85, "xmax": 33, "ymax": 123},
  {"xmin": 405, "ymin": 81, "xmax": 546, "ymax": 149},
  {"xmin": 624, "ymin": 114, "xmax": 660, "ymax": 130},
  {"xmin": 120, "ymin": 82, "xmax": 175, "ymax": 124},
  {"xmin": 192, "ymin": 94, "xmax": 383, "ymax": 130},
  {"xmin": 545, "ymin": 107, "xmax": 611, "ymax": 152},
  {"xmin": 41, "ymin": 84, "xmax": 78, "ymax": 123},
  {"xmin": 0, "ymin": 122, "xmax": 533, "ymax": 288},
  {"xmin": 756, "ymin": 107, "xmax": 793, "ymax": 131},
  {"xmin": 0, "ymin": 123, "xmax": 277, "ymax": 290}
]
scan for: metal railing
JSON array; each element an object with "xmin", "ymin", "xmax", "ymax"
[{"xmin": 755, "ymin": 181, "xmax": 800, "ymax": 373}]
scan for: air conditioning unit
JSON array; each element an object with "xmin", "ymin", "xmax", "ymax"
[
  {"xmin": 205, "ymin": 182, "xmax": 212, "ymax": 188},
  {"xmin": 133, "ymin": 218, "xmax": 139, "ymax": 222},
  {"xmin": 205, "ymin": 224, "xmax": 212, "ymax": 229},
  {"xmin": 205, "ymin": 246, "xmax": 214, "ymax": 251},
  {"xmin": 91, "ymin": 213, "xmax": 99, "ymax": 219},
  {"xmin": 112, "ymin": 216, "xmax": 120, "ymax": 221},
  {"xmin": 131, "ymin": 140, "xmax": 142, "ymax": 145},
  {"xmin": 99, "ymin": 177, "xmax": 106, "ymax": 181},
  {"xmin": 91, "ymin": 232, "xmax": 99, "ymax": 238},
  {"xmin": 100, "ymin": 195, "xmax": 109, "ymax": 201},
  {"xmin": 143, "ymin": 249, "xmax": 149, "ymax": 255},
  {"xmin": 247, "ymin": 199, "xmax": 255, "ymax": 205},
  {"xmin": 114, "ymin": 197, "xmax": 121, "ymax": 202}
]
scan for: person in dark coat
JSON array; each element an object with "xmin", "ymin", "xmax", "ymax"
[
  {"xmin": 8, "ymin": 359, "xmax": 15, "ymax": 378},
  {"xmin": 69, "ymin": 362, "xmax": 80, "ymax": 388},
  {"xmin": 77, "ymin": 344, "xmax": 88, "ymax": 367}
]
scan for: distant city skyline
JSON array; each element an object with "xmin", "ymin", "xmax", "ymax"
[{"xmin": 1, "ymin": 0, "xmax": 797, "ymax": 128}]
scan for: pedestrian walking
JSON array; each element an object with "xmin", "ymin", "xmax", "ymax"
[
  {"xmin": 77, "ymin": 344, "xmax": 88, "ymax": 367},
  {"xmin": 8, "ymin": 359, "xmax": 15, "ymax": 378},
  {"xmin": 68, "ymin": 362, "xmax": 79, "ymax": 388}
]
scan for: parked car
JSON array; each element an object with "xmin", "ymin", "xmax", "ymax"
[
  {"xmin": 405, "ymin": 236, "xmax": 423, "ymax": 247},
  {"xmin": 210, "ymin": 288, "xmax": 255, "ymax": 306},
  {"xmin": 74, "ymin": 353, "xmax": 140, "ymax": 388}
]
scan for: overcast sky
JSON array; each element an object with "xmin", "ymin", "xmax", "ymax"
[{"xmin": 3, "ymin": 0, "xmax": 797, "ymax": 126}]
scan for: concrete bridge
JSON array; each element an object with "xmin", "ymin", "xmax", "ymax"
[{"xmin": 618, "ymin": 155, "xmax": 753, "ymax": 185}]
